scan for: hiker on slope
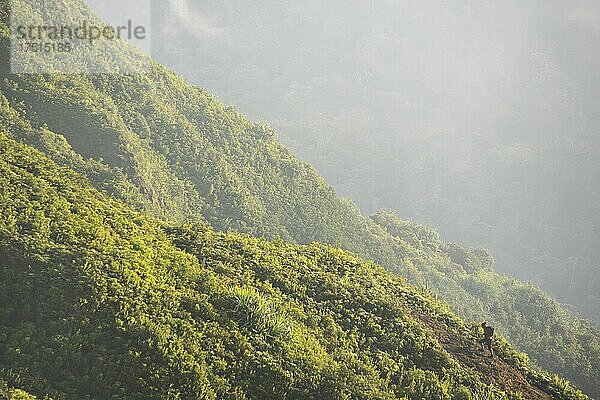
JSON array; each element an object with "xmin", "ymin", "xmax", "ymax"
[{"xmin": 479, "ymin": 321, "xmax": 494, "ymax": 357}]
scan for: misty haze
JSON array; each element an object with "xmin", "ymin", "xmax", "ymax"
[
  {"xmin": 151, "ymin": 0, "xmax": 600, "ymax": 321},
  {"xmin": 0, "ymin": 0, "xmax": 599, "ymax": 399}
]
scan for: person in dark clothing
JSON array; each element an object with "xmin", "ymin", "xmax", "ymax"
[{"xmin": 479, "ymin": 321, "xmax": 494, "ymax": 357}]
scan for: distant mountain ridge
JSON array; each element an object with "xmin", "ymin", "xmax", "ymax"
[
  {"xmin": 0, "ymin": 0, "xmax": 598, "ymax": 397},
  {"xmin": 147, "ymin": 0, "xmax": 600, "ymax": 322}
]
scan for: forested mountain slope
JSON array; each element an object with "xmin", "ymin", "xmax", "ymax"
[
  {"xmin": 0, "ymin": 133, "xmax": 588, "ymax": 400},
  {"xmin": 0, "ymin": 0, "xmax": 599, "ymax": 397},
  {"xmin": 147, "ymin": 0, "xmax": 600, "ymax": 322}
]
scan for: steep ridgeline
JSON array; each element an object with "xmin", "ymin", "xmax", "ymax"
[
  {"xmin": 0, "ymin": 134, "xmax": 589, "ymax": 400},
  {"xmin": 0, "ymin": 0, "xmax": 599, "ymax": 397},
  {"xmin": 148, "ymin": 0, "xmax": 600, "ymax": 322}
]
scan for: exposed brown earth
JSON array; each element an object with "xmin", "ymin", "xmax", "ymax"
[{"xmin": 414, "ymin": 311, "xmax": 552, "ymax": 400}]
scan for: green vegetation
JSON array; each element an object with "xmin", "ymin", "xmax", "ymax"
[
  {"xmin": 0, "ymin": 134, "xmax": 588, "ymax": 399},
  {"xmin": 0, "ymin": 380, "xmax": 38, "ymax": 400},
  {"xmin": 147, "ymin": 0, "xmax": 600, "ymax": 322},
  {"xmin": 0, "ymin": 0, "xmax": 598, "ymax": 397},
  {"xmin": 370, "ymin": 212, "xmax": 600, "ymax": 397}
]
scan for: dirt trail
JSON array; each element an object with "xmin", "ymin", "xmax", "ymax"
[{"xmin": 413, "ymin": 312, "xmax": 551, "ymax": 400}]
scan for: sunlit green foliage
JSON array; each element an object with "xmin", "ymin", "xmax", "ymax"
[
  {"xmin": 0, "ymin": 0, "xmax": 598, "ymax": 397},
  {"xmin": 370, "ymin": 212, "xmax": 600, "ymax": 397},
  {"xmin": 0, "ymin": 380, "xmax": 40, "ymax": 400},
  {"xmin": 1, "ymin": 135, "xmax": 588, "ymax": 400}
]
